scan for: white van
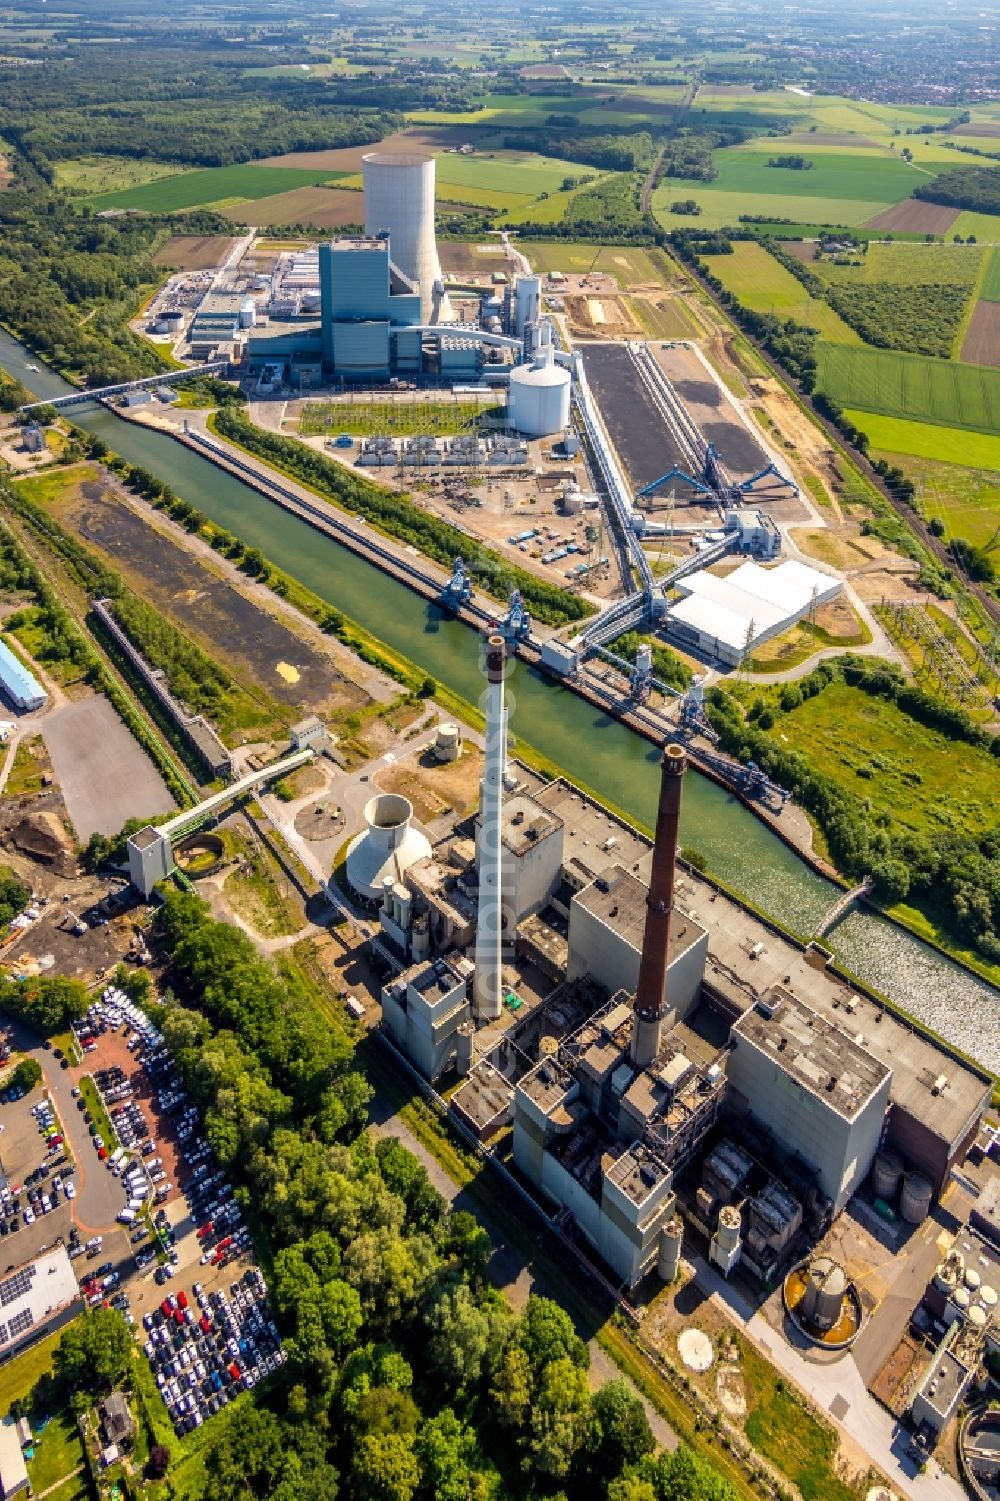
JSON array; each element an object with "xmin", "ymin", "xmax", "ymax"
[{"xmin": 117, "ymin": 1208, "xmax": 136, "ymax": 1224}]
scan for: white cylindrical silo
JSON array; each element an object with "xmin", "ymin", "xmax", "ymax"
[
  {"xmin": 363, "ymin": 151, "xmax": 444, "ymax": 323},
  {"xmin": 508, "ymin": 355, "xmax": 571, "ymax": 439}
]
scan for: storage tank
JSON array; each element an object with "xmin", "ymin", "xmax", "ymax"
[
  {"xmin": 801, "ymin": 1256, "xmax": 847, "ymax": 1332},
  {"xmin": 981, "ymin": 1285, "xmax": 998, "ymax": 1310},
  {"xmin": 345, "ymin": 792, "xmax": 432, "ymax": 901},
  {"xmin": 934, "ymin": 1257, "xmax": 961, "ymax": 1296},
  {"xmin": 870, "ymin": 1149, "xmax": 904, "ymax": 1203},
  {"xmin": 539, "ymin": 1035, "xmax": 559, "ymax": 1058},
  {"xmin": 362, "ymin": 151, "xmax": 444, "ymax": 323},
  {"xmin": 658, "ymin": 1215, "xmax": 683, "ymax": 1282},
  {"xmin": 432, "ymin": 723, "xmax": 462, "ymax": 762},
  {"xmin": 716, "ymin": 1205, "xmax": 741, "ymax": 1251},
  {"xmin": 953, "ymin": 1286, "xmax": 972, "ymax": 1314},
  {"xmin": 969, "ymin": 1303, "xmax": 988, "ymax": 1331},
  {"xmin": 456, "ymin": 1021, "xmax": 475, "ymax": 1077},
  {"xmin": 966, "ymin": 1267, "xmax": 982, "ymax": 1292},
  {"xmin": 900, "ymin": 1171, "xmax": 933, "ymax": 1225},
  {"xmin": 239, "ymin": 299, "xmax": 256, "ymax": 329},
  {"xmin": 161, "ymin": 309, "xmax": 184, "ymax": 330},
  {"xmin": 508, "ymin": 352, "xmax": 571, "ymax": 439},
  {"xmin": 561, "ymin": 484, "xmax": 584, "ymax": 515}
]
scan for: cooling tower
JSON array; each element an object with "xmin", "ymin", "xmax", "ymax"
[{"xmin": 363, "ymin": 151, "xmax": 444, "ymax": 323}]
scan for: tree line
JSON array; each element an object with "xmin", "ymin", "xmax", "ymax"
[
  {"xmin": 913, "ymin": 165, "xmax": 1000, "ymax": 215},
  {"xmin": 135, "ymin": 889, "xmax": 739, "ymax": 1501}
]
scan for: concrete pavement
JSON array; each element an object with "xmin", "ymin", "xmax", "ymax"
[{"xmin": 692, "ymin": 1254, "xmax": 964, "ymax": 1501}]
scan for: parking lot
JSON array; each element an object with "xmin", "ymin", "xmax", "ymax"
[
  {"xmin": 0, "ymin": 1073, "xmax": 77, "ymax": 1272},
  {"xmin": 1, "ymin": 989, "xmax": 280, "ymax": 1428}
]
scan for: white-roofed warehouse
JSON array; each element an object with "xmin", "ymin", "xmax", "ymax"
[{"xmin": 665, "ymin": 559, "xmax": 841, "ymax": 666}]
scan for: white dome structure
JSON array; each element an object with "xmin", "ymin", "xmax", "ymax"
[
  {"xmin": 345, "ymin": 792, "xmax": 431, "ymax": 902},
  {"xmin": 509, "ymin": 349, "xmax": 571, "ymax": 438}
]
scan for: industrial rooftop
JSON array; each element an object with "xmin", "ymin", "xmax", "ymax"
[
  {"xmin": 733, "ymin": 987, "xmax": 891, "ymax": 1121},
  {"xmin": 574, "ymin": 865, "xmax": 706, "ymax": 961}
]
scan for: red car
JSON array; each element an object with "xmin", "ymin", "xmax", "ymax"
[
  {"xmin": 173, "ymin": 1307, "xmax": 185, "ymax": 1326},
  {"xmin": 196, "ymin": 1223, "xmax": 213, "ymax": 1240},
  {"xmin": 199, "ymin": 1315, "xmax": 212, "ymax": 1334},
  {"xmin": 177, "ymin": 1290, "xmax": 188, "ymax": 1309},
  {"xmin": 160, "ymin": 1299, "xmax": 172, "ymax": 1316},
  {"xmin": 228, "ymin": 1362, "xmax": 241, "ymax": 1381}
]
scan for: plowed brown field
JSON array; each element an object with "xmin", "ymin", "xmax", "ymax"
[{"xmin": 866, "ymin": 200, "xmax": 959, "ymax": 233}]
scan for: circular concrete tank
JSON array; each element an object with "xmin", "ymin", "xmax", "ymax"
[
  {"xmin": 871, "ymin": 1149, "xmax": 904, "ymax": 1203},
  {"xmin": 715, "ymin": 1205, "xmax": 741, "ymax": 1251},
  {"xmin": 658, "ymin": 1215, "xmax": 683, "ymax": 1283},
  {"xmin": 508, "ymin": 358, "xmax": 571, "ymax": 438},
  {"xmin": 433, "ymin": 723, "xmax": 462, "ymax": 762},
  {"xmin": 801, "ymin": 1256, "xmax": 848, "ymax": 1333},
  {"xmin": 345, "ymin": 792, "xmax": 432, "ymax": 902},
  {"xmin": 953, "ymin": 1286, "xmax": 972, "ymax": 1313},
  {"xmin": 982, "ymin": 1285, "xmax": 998, "ymax": 1310},
  {"xmin": 966, "ymin": 1267, "xmax": 982, "ymax": 1292},
  {"xmin": 900, "ymin": 1171, "xmax": 933, "ymax": 1224},
  {"xmin": 456, "ymin": 1021, "xmax": 475, "ymax": 1077},
  {"xmin": 969, "ymin": 1303, "xmax": 988, "ymax": 1331}
]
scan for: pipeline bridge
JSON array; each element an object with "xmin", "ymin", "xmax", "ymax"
[{"xmin": 18, "ymin": 361, "xmax": 230, "ymax": 414}]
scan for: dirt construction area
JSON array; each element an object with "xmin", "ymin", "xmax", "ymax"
[{"xmin": 563, "ymin": 293, "xmax": 642, "ymax": 339}]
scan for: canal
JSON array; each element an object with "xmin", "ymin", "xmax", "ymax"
[{"xmin": 4, "ymin": 327, "xmax": 999, "ymax": 1067}]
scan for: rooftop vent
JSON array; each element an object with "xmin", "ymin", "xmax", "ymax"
[
  {"xmin": 932, "ymin": 1074, "xmax": 948, "ymax": 1095},
  {"xmin": 826, "ymin": 1075, "xmax": 838, "ymax": 1092}
]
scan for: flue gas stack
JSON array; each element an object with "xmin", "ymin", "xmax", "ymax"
[
  {"xmin": 631, "ymin": 743, "xmax": 687, "ymax": 1068},
  {"xmin": 474, "ymin": 633, "xmax": 506, "ymax": 1020}
]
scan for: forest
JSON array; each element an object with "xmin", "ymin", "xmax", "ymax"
[
  {"xmin": 0, "ymin": 44, "xmax": 399, "ymax": 172},
  {"xmin": 90, "ymin": 888, "xmax": 740, "ymax": 1501},
  {"xmin": 913, "ymin": 164, "xmax": 1000, "ymax": 214}
]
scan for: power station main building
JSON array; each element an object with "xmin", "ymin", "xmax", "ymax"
[
  {"xmin": 369, "ymin": 637, "xmax": 991, "ymax": 1292},
  {"xmin": 248, "ymin": 151, "xmax": 451, "ymax": 385}
]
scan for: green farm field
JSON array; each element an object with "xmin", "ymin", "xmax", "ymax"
[
  {"xmin": 981, "ymin": 248, "xmax": 1000, "ymax": 302},
  {"xmin": 817, "ymin": 344, "xmax": 1000, "ymax": 433},
  {"xmin": 86, "ymin": 163, "xmax": 349, "ymax": 213},
  {"xmin": 55, "ymin": 154, "xmax": 186, "ymax": 194},
  {"xmin": 816, "ymin": 241, "xmax": 985, "ymax": 287},
  {"xmin": 772, "ymin": 681, "xmax": 1000, "ymax": 841},
  {"xmin": 843, "ymin": 410, "xmax": 1000, "ymax": 471},
  {"xmin": 702, "ymin": 241, "xmax": 862, "ymax": 342},
  {"xmin": 434, "ymin": 151, "xmax": 602, "ymax": 197},
  {"xmin": 524, "ymin": 242, "xmax": 665, "ymax": 285}
]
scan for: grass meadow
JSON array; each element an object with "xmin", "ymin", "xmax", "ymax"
[
  {"xmin": 774, "ymin": 680, "xmax": 1000, "ymax": 841},
  {"xmin": 702, "ymin": 241, "xmax": 861, "ymax": 341}
]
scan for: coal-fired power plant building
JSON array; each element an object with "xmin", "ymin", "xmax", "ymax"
[{"xmin": 374, "ymin": 646, "xmax": 990, "ymax": 1291}]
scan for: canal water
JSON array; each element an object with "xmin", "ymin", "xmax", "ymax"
[{"xmin": 4, "ymin": 328, "xmax": 999, "ymax": 1066}]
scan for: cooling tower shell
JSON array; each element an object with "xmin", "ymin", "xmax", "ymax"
[
  {"xmin": 345, "ymin": 792, "xmax": 432, "ymax": 901},
  {"xmin": 801, "ymin": 1255, "xmax": 847, "ymax": 1332},
  {"xmin": 363, "ymin": 151, "xmax": 443, "ymax": 323}
]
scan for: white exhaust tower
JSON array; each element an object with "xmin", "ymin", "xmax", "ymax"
[
  {"xmin": 474, "ymin": 633, "xmax": 506, "ymax": 1020},
  {"xmin": 362, "ymin": 151, "xmax": 445, "ymax": 324}
]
